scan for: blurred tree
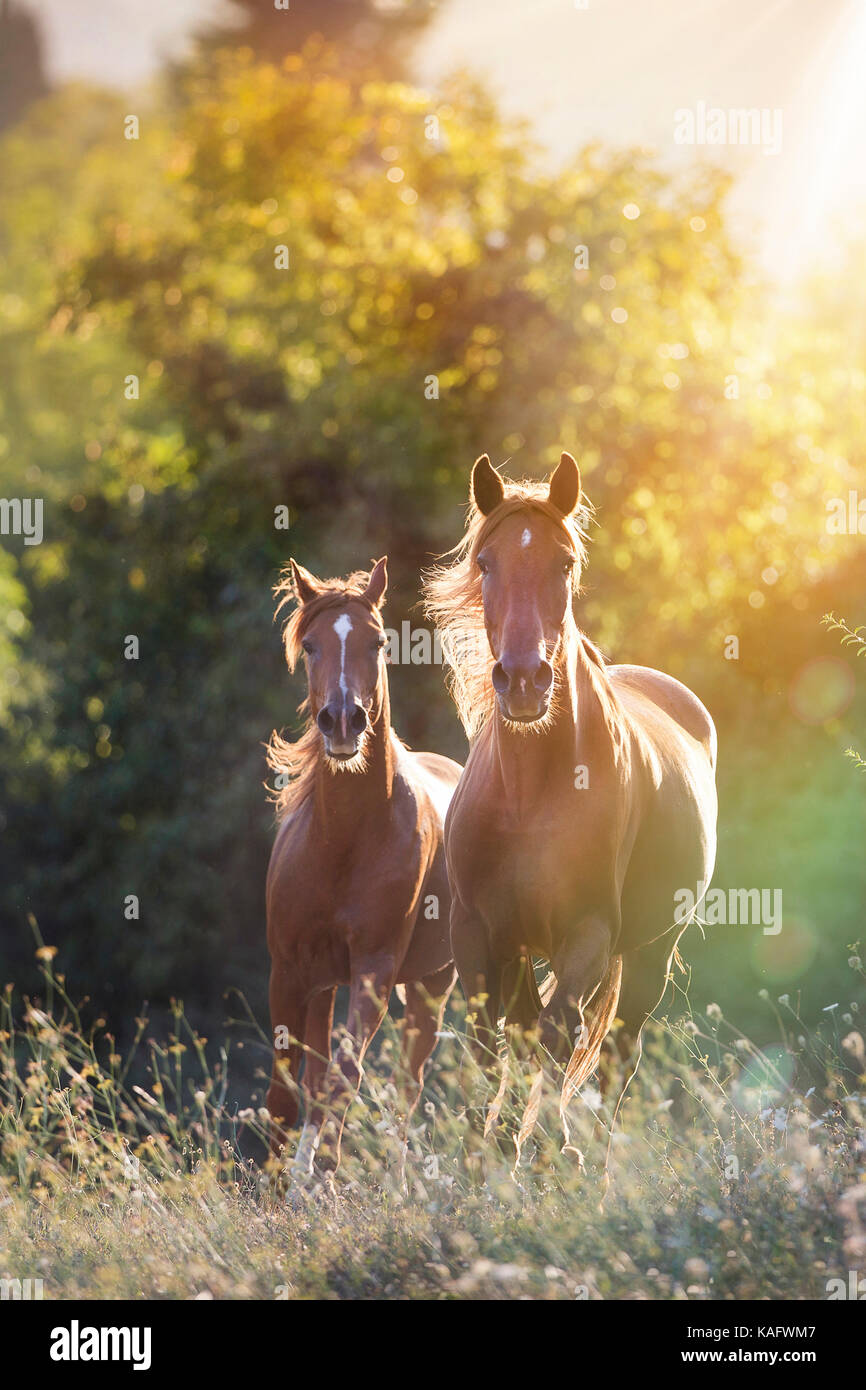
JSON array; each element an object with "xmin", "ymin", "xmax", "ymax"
[
  {"xmin": 0, "ymin": 45, "xmax": 863, "ymax": 1038},
  {"xmin": 199, "ymin": 0, "xmax": 439, "ymax": 75},
  {"xmin": 0, "ymin": 0, "xmax": 49, "ymax": 132}
]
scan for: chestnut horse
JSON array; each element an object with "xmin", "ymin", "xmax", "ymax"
[
  {"xmin": 266, "ymin": 557, "xmax": 460, "ymax": 1177},
  {"xmin": 425, "ymin": 453, "xmax": 717, "ymax": 1149}
]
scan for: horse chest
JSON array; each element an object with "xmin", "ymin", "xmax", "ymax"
[
  {"xmin": 272, "ymin": 807, "xmax": 425, "ymax": 941},
  {"xmin": 448, "ymin": 776, "xmax": 617, "ymax": 953}
]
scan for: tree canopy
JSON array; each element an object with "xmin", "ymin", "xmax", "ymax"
[{"xmin": 0, "ymin": 42, "xmax": 863, "ymax": 1031}]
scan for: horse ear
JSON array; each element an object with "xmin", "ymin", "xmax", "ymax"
[
  {"xmin": 471, "ymin": 454, "xmax": 505, "ymax": 516},
  {"xmin": 363, "ymin": 556, "xmax": 388, "ymax": 609},
  {"xmin": 548, "ymin": 452, "xmax": 582, "ymax": 516},
  {"xmin": 290, "ymin": 558, "xmax": 322, "ymax": 606}
]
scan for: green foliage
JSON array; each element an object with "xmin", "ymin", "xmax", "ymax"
[{"xmin": 0, "ymin": 45, "xmax": 864, "ymax": 1040}]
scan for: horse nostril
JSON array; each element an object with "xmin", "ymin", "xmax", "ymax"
[
  {"xmin": 534, "ymin": 660, "xmax": 554, "ymax": 694},
  {"xmin": 317, "ymin": 706, "xmax": 336, "ymax": 736},
  {"xmin": 491, "ymin": 662, "xmax": 510, "ymax": 695},
  {"xmin": 348, "ymin": 704, "xmax": 368, "ymax": 737}
]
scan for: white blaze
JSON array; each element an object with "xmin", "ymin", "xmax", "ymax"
[
  {"xmin": 520, "ymin": 527, "xmax": 532, "ymax": 547},
  {"xmin": 333, "ymin": 612, "xmax": 353, "ymax": 697}
]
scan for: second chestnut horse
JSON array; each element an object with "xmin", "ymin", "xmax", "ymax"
[
  {"xmin": 425, "ymin": 453, "xmax": 718, "ymax": 1145},
  {"xmin": 266, "ymin": 557, "xmax": 460, "ymax": 1177}
]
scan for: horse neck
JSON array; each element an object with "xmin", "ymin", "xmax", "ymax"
[
  {"xmin": 491, "ymin": 614, "xmax": 607, "ymax": 800},
  {"xmin": 312, "ymin": 668, "xmax": 395, "ymax": 828}
]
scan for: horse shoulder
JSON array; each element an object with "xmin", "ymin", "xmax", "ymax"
[{"xmin": 608, "ymin": 663, "xmax": 717, "ymax": 768}]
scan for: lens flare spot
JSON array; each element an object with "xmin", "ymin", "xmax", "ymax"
[
  {"xmin": 789, "ymin": 657, "xmax": 855, "ymax": 725},
  {"xmin": 751, "ymin": 914, "xmax": 817, "ymax": 986}
]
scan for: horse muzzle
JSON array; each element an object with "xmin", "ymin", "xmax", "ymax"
[
  {"xmin": 316, "ymin": 699, "xmax": 369, "ymax": 759},
  {"xmin": 491, "ymin": 656, "xmax": 553, "ymax": 723}
]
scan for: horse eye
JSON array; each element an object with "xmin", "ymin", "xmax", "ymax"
[
  {"xmin": 477, "ymin": 558, "xmax": 489, "ymax": 575},
  {"xmin": 301, "ymin": 638, "xmax": 314, "ymax": 655}
]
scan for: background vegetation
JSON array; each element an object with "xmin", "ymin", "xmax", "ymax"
[{"xmin": 0, "ymin": 2, "xmax": 864, "ymax": 1105}]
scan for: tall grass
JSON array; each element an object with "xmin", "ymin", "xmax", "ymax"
[{"xmin": 1, "ymin": 942, "xmax": 864, "ymax": 1300}]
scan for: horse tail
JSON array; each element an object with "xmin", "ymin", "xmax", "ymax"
[{"xmin": 561, "ymin": 953, "xmax": 623, "ymax": 1102}]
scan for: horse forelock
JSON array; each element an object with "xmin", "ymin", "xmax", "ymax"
[
  {"xmin": 275, "ymin": 570, "xmax": 382, "ymax": 673},
  {"xmin": 471, "ymin": 492, "xmax": 587, "ymax": 562}
]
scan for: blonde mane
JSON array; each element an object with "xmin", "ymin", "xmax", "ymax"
[
  {"xmin": 266, "ymin": 566, "xmax": 396, "ymax": 820},
  {"xmin": 424, "ymin": 480, "xmax": 593, "ymax": 740}
]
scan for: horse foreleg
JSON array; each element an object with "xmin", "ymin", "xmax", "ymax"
[
  {"xmin": 599, "ymin": 932, "xmax": 682, "ymax": 1176},
  {"xmin": 450, "ymin": 913, "xmax": 502, "ymax": 1078},
  {"xmin": 450, "ymin": 914, "xmax": 508, "ymax": 1178},
  {"xmin": 266, "ymin": 962, "xmax": 306, "ymax": 1161},
  {"xmin": 400, "ymin": 964, "xmax": 456, "ymax": 1119},
  {"xmin": 540, "ymin": 917, "xmax": 617, "ymax": 1070},
  {"xmin": 310, "ymin": 957, "xmax": 395, "ymax": 1174},
  {"xmin": 534, "ymin": 918, "xmax": 623, "ymax": 1163},
  {"xmin": 394, "ymin": 965, "xmax": 456, "ymax": 1188},
  {"xmin": 289, "ymin": 987, "xmax": 336, "ymax": 1180}
]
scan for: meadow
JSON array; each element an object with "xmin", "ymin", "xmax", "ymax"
[
  {"xmin": 1, "ymin": 4, "xmax": 866, "ymax": 1309},
  {"xmin": 2, "ymin": 942, "xmax": 863, "ymax": 1301}
]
